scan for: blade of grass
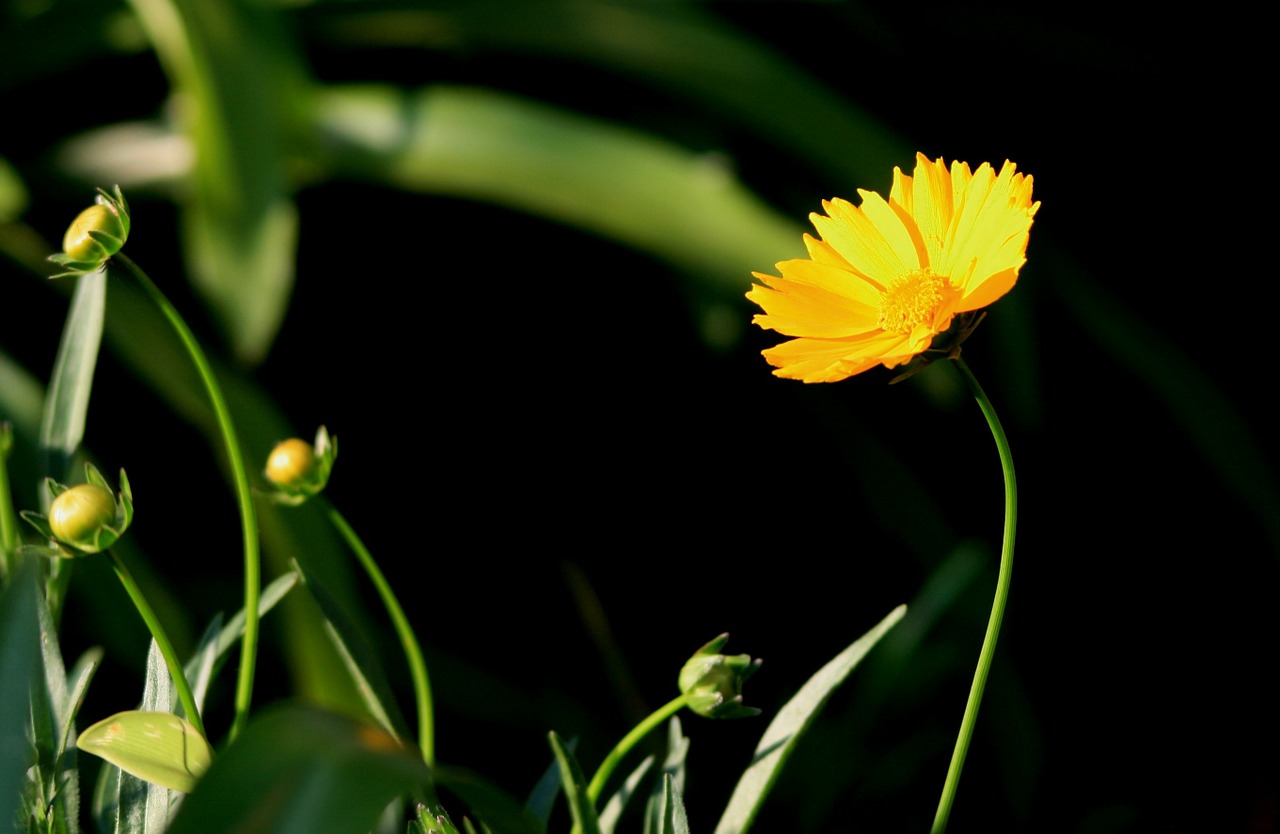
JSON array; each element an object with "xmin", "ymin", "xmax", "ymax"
[{"xmin": 714, "ymin": 605, "xmax": 907, "ymax": 834}]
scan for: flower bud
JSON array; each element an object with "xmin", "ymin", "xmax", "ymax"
[
  {"xmin": 678, "ymin": 634, "xmax": 762, "ymax": 719},
  {"xmin": 48, "ymin": 483, "xmax": 117, "ymax": 549},
  {"xmin": 263, "ymin": 427, "xmax": 336, "ymax": 505},
  {"xmin": 63, "ymin": 204, "xmax": 125, "ymax": 262},
  {"xmin": 20, "ymin": 464, "xmax": 133, "ymax": 557},
  {"xmin": 48, "ymin": 186, "xmax": 131, "ymax": 278},
  {"xmin": 265, "ymin": 438, "xmax": 317, "ymax": 490}
]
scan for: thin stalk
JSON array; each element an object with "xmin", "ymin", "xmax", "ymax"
[
  {"xmin": 114, "ymin": 252, "xmax": 260, "ymax": 741},
  {"xmin": 931, "ymin": 357, "xmax": 1017, "ymax": 834},
  {"xmin": 0, "ymin": 423, "xmax": 18, "ymax": 582},
  {"xmin": 322, "ymin": 497, "xmax": 435, "ymax": 766},
  {"xmin": 109, "ymin": 549, "xmax": 206, "ymax": 738},
  {"xmin": 585, "ymin": 693, "xmax": 691, "ymax": 808}
]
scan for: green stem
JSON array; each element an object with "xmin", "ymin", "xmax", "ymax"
[
  {"xmin": 109, "ymin": 550, "xmax": 206, "ymax": 738},
  {"xmin": 321, "ymin": 497, "xmax": 435, "ymax": 766},
  {"xmin": 115, "ymin": 252, "xmax": 260, "ymax": 741},
  {"xmin": 585, "ymin": 693, "xmax": 691, "ymax": 808},
  {"xmin": 931, "ymin": 357, "xmax": 1017, "ymax": 834},
  {"xmin": 0, "ymin": 423, "xmax": 18, "ymax": 583}
]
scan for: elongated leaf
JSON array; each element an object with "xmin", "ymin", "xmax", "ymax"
[
  {"xmin": 39, "ymin": 269, "xmax": 105, "ymax": 488},
  {"xmin": 643, "ymin": 717, "xmax": 689, "ymax": 834},
  {"xmin": 124, "ymin": 0, "xmax": 303, "ymax": 363},
  {"xmin": 294, "ymin": 559, "xmax": 409, "ymax": 741},
  {"xmin": 0, "ymin": 563, "xmax": 40, "ymax": 832},
  {"xmin": 655, "ymin": 775, "xmax": 690, "ymax": 834},
  {"xmin": 184, "ymin": 569, "xmax": 298, "ymax": 705},
  {"xmin": 79, "ymin": 711, "xmax": 212, "ymax": 794},
  {"xmin": 598, "ymin": 754, "xmax": 652, "ymax": 834},
  {"xmin": 714, "ymin": 605, "xmax": 907, "ymax": 834},
  {"xmin": 527, "ymin": 738, "xmax": 576, "ymax": 824},
  {"xmin": 317, "ymin": 85, "xmax": 805, "ymax": 300},
  {"xmin": 33, "ymin": 564, "xmax": 81, "ymax": 834},
  {"xmin": 549, "ymin": 731, "xmax": 601, "ymax": 834},
  {"xmin": 166, "ymin": 705, "xmax": 429, "ymax": 834}
]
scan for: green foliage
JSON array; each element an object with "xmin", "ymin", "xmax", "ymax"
[{"xmin": 164, "ymin": 705, "xmax": 430, "ymax": 834}]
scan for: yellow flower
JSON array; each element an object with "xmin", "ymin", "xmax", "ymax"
[{"xmin": 747, "ymin": 153, "xmax": 1039, "ymax": 382}]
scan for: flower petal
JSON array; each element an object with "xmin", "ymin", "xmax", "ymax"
[
  {"xmin": 811, "ymin": 195, "xmax": 911, "ymax": 287},
  {"xmin": 748, "ymin": 266, "xmax": 880, "ymax": 339},
  {"xmin": 761, "ymin": 331, "xmax": 914, "ymax": 383}
]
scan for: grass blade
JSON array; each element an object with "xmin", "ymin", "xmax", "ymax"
[{"xmin": 714, "ymin": 605, "xmax": 907, "ymax": 834}]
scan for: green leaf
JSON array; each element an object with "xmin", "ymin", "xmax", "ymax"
[
  {"xmin": 294, "ymin": 559, "xmax": 410, "ymax": 741},
  {"xmin": 78, "ymin": 711, "xmax": 212, "ymax": 794},
  {"xmin": 166, "ymin": 705, "xmax": 430, "ymax": 834},
  {"xmin": 433, "ymin": 766, "xmax": 547, "ymax": 834},
  {"xmin": 39, "ymin": 269, "xmax": 106, "ymax": 488},
  {"xmin": 643, "ymin": 718, "xmax": 689, "ymax": 834},
  {"xmin": 183, "ymin": 569, "xmax": 298, "ymax": 706},
  {"xmin": 713, "ymin": 605, "xmax": 907, "ymax": 834},
  {"xmin": 549, "ymin": 731, "xmax": 601, "ymax": 834},
  {"xmin": 598, "ymin": 754, "xmax": 652, "ymax": 834},
  {"xmin": 124, "ymin": 0, "xmax": 304, "ymax": 363},
  {"xmin": 317, "ymin": 84, "xmax": 805, "ymax": 301},
  {"xmin": 655, "ymin": 775, "xmax": 690, "ymax": 834},
  {"xmin": 0, "ymin": 563, "xmax": 41, "ymax": 833}
]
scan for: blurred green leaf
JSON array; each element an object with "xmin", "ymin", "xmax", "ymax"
[
  {"xmin": 124, "ymin": 0, "xmax": 305, "ymax": 363},
  {"xmin": 597, "ymin": 754, "xmax": 651, "ymax": 834},
  {"xmin": 167, "ymin": 705, "xmax": 429, "ymax": 834},
  {"xmin": 642, "ymin": 717, "xmax": 688, "ymax": 834},
  {"xmin": 305, "ymin": 1, "xmax": 907, "ymax": 189},
  {"xmin": 434, "ymin": 765, "xmax": 547, "ymax": 834},
  {"xmin": 549, "ymin": 730, "xmax": 600, "ymax": 834},
  {"xmin": 0, "ymin": 157, "xmax": 29, "ymax": 223},
  {"xmin": 317, "ymin": 84, "xmax": 805, "ymax": 299},
  {"xmin": 0, "ymin": 563, "xmax": 41, "ymax": 833},
  {"xmin": 714, "ymin": 605, "xmax": 906, "ymax": 834},
  {"xmin": 39, "ymin": 270, "xmax": 106, "ymax": 488},
  {"xmin": 294, "ymin": 559, "xmax": 410, "ymax": 742}
]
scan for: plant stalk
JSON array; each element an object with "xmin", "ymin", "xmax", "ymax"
[
  {"xmin": 585, "ymin": 693, "xmax": 691, "ymax": 808},
  {"xmin": 109, "ymin": 549, "xmax": 206, "ymax": 738},
  {"xmin": 115, "ymin": 252, "xmax": 261, "ymax": 741},
  {"xmin": 321, "ymin": 497, "xmax": 435, "ymax": 766},
  {"xmin": 931, "ymin": 357, "xmax": 1018, "ymax": 834}
]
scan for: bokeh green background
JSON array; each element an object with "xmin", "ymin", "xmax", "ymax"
[{"xmin": 2, "ymin": 2, "xmax": 1275, "ymax": 832}]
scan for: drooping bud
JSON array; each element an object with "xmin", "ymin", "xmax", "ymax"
[{"xmin": 678, "ymin": 634, "xmax": 761, "ymax": 719}]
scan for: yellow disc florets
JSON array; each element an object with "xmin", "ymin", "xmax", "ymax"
[{"xmin": 877, "ymin": 269, "xmax": 951, "ymax": 335}]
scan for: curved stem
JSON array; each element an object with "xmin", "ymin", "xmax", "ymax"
[
  {"xmin": 585, "ymin": 693, "xmax": 691, "ymax": 808},
  {"xmin": 931, "ymin": 357, "xmax": 1017, "ymax": 834},
  {"xmin": 321, "ymin": 497, "xmax": 434, "ymax": 766},
  {"xmin": 109, "ymin": 550, "xmax": 206, "ymax": 739},
  {"xmin": 114, "ymin": 252, "xmax": 260, "ymax": 741}
]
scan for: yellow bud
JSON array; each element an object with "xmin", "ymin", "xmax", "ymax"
[
  {"xmin": 63, "ymin": 204, "xmax": 125, "ymax": 262},
  {"xmin": 266, "ymin": 438, "xmax": 317, "ymax": 490},
  {"xmin": 49, "ymin": 483, "xmax": 117, "ymax": 547}
]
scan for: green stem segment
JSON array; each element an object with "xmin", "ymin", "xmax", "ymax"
[
  {"xmin": 109, "ymin": 550, "xmax": 206, "ymax": 738},
  {"xmin": 585, "ymin": 693, "xmax": 691, "ymax": 808},
  {"xmin": 321, "ymin": 497, "xmax": 435, "ymax": 766},
  {"xmin": 0, "ymin": 424, "xmax": 18, "ymax": 582},
  {"xmin": 115, "ymin": 252, "xmax": 260, "ymax": 741},
  {"xmin": 930, "ymin": 357, "xmax": 1018, "ymax": 834}
]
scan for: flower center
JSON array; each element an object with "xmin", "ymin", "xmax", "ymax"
[{"xmin": 877, "ymin": 269, "xmax": 950, "ymax": 334}]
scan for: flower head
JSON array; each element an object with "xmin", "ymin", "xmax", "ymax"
[{"xmin": 748, "ymin": 154, "xmax": 1038, "ymax": 382}]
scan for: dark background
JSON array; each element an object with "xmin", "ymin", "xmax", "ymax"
[{"xmin": 2, "ymin": 2, "xmax": 1276, "ymax": 832}]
